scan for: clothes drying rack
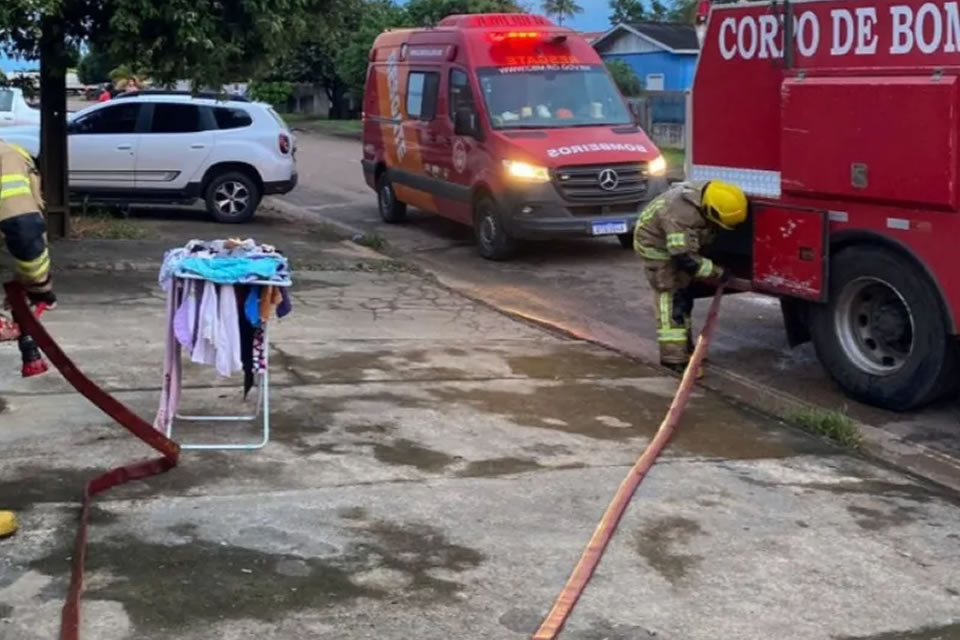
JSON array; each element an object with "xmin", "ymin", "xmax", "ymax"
[{"xmin": 163, "ymin": 273, "xmax": 290, "ymax": 451}]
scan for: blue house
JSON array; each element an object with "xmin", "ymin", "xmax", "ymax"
[{"xmin": 592, "ymin": 22, "xmax": 700, "ymax": 93}]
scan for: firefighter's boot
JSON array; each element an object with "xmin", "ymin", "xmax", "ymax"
[{"xmin": 0, "ymin": 510, "xmax": 18, "ymax": 538}]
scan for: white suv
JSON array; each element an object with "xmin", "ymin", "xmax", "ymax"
[{"xmin": 0, "ymin": 91, "xmax": 297, "ymax": 222}]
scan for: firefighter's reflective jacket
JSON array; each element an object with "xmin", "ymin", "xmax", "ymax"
[{"xmin": 633, "ymin": 180, "xmax": 723, "ymax": 280}]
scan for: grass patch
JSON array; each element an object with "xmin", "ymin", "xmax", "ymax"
[
  {"xmin": 279, "ymin": 114, "xmax": 362, "ymax": 138},
  {"xmin": 785, "ymin": 407, "xmax": 862, "ymax": 448},
  {"xmin": 662, "ymin": 148, "xmax": 685, "ymax": 174},
  {"xmin": 352, "ymin": 231, "xmax": 387, "ymax": 250},
  {"xmin": 70, "ymin": 210, "xmax": 146, "ymax": 240}
]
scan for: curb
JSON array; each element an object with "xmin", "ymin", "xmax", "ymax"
[{"xmin": 275, "ymin": 196, "xmax": 960, "ymax": 495}]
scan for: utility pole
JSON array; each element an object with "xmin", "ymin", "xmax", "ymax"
[{"xmin": 39, "ymin": 17, "xmax": 69, "ymax": 239}]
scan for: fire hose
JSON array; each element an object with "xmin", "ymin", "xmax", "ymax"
[
  {"xmin": 3, "ymin": 281, "xmax": 181, "ymax": 640},
  {"xmin": 532, "ymin": 285, "xmax": 726, "ymax": 640}
]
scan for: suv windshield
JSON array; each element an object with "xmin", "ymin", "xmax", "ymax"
[{"xmin": 477, "ymin": 65, "xmax": 632, "ymax": 130}]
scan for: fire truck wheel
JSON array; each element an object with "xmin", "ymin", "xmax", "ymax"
[
  {"xmin": 617, "ymin": 232, "xmax": 634, "ymax": 250},
  {"xmin": 473, "ymin": 194, "xmax": 517, "ymax": 261},
  {"xmin": 377, "ymin": 174, "xmax": 407, "ymax": 223},
  {"xmin": 810, "ymin": 245, "xmax": 957, "ymax": 411}
]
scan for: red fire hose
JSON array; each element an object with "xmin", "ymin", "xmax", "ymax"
[
  {"xmin": 3, "ymin": 281, "xmax": 181, "ymax": 640},
  {"xmin": 532, "ymin": 285, "xmax": 726, "ymax": 640}
]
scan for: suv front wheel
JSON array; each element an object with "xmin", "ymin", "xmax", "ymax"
[{"xmin": 205, "ymin": 171, "xmax": 261, "ymax": 223}]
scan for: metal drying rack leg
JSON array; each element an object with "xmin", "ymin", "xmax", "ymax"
[{"xmin": 166, "ymin": 322, "xmax": 272, "ymax": 451}]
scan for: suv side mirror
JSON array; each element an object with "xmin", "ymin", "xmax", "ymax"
[{"xmin": 454, "ymin": 108, "xmax": 480, "ymax": 139}]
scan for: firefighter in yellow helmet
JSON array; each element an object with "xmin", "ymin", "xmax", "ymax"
[
  {"xmin": 633, "ymin": 180, "xmax": 748, "ymax": 374},
  {"xmin": 0, "ymin": 140, "xmax": 57, "ymax": 540}
]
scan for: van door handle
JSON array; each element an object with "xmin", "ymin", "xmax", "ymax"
[
  {"xmin": 116, "ymin": 144, "xmax": 133, "ymax": 150},
  {"xmin": 190, "ymin": 144, "xmax": 206, "ymax": 149}
]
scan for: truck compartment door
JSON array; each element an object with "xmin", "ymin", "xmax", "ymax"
[{"xmin": 751, "ymin": 203, "xmax": 827, "ymax": 302}]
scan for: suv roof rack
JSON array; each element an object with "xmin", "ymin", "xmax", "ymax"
[{"xmin": 114, "ymin": 90, "xmax": 250, "ymax": 102}]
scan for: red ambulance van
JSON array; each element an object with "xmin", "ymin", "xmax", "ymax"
[{"xmin": 361, "ymin": 13, "xmax": 669, "ymax": 260}]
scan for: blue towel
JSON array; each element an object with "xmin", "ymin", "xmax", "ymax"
[{"xmin": 177, "ymin": 256, "xmax": 289, "ymax": 285}]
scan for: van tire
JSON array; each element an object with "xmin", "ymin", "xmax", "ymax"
[
  {"xmin": 809, "ymin": 245, "xmax": 958, "ymax": 411},
  {"xmin": 205, "ymin": 171, "xmax": 260, "ymax": 223},
  {"xmin": 473, "ymin": 194, "xmax": 516, "ymax": 261},
  {"xmin": 618, "ymin": 232, "xmax": 634, "ymax": 250},
  {"xmin": 377, "ymin": 174, "xmax": 407, "ymax": 223}
]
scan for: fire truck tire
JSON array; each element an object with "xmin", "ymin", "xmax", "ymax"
[
  {"xmin": 473, "ymin": 194, "xmax": 517, "ymax": 261},
  {"xmin": 810, "ymin": 246, "xmax": 957, "ymax": 411},
  {"xmin": 377, "ymin": 174, "xmax": 407, "ymax": 223},
  {"xmin": 617, "ymin": 232, "xmax": 634, "ymax": 250}
]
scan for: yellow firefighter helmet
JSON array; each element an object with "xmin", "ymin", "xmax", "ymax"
[{"xmin": 702, "ymin": 181, "xmax": 748, "ymax": 230}]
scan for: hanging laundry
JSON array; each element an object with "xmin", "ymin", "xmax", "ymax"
[
  {"xmin": 173, "ymin": 280, "xmax": 201, "ymax": 350},
  {"xmin": 191, "ymin": 280, "xmax": 219, "ymax": 368},
  {"xmin": 154, "ymin": 283, "xmax": 183, "ymax": 432},
  {"xmin": 160, "ymin": 238, "xmax": 291, "ymax": 291},
  {"xmin": 244, "ymin": 286, "xmax": 262, "ymax": 328},
  {"xmin": 216, "ymin": 284, "xmax": 243, "ymax": 378},
  {"xmin": 259, "ymin": 286, "xmax": 283, "ymax": 325}
]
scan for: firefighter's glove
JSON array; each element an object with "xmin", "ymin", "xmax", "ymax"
[{"xmin": 671, "ymin": 253, "xmax": 700, "ymax": 276}]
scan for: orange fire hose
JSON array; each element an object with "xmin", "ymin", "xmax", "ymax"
[
  {"xmin": 4, "ymin": 281, "xmax": 181, "ymax": 640},
  {"xmin": 532, "ymin": 285, "xmax": 726, "ymax": 640}
]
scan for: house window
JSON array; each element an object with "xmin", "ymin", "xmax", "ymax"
[{"xmin": 645, "ymin": 73, "xmax": 665, "ymax": 91}]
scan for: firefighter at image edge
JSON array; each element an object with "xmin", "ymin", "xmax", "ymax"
[
  {"xmin": 633, "ymin": 179, "xmax": 748, "ymax": 376},
  {"xmin": 0, "ymin": 140, "xmax": 57, "ymax": 540}
]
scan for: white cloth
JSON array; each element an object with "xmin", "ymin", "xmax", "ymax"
[
  {"xmin": 216, "ymin": 284, "xmax": 243, "ymax": 377},
  {"xmin": 191, "ymin": 281, "xmax": 219, "ymax": 368}
]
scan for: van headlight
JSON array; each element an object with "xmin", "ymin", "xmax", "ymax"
[
  {"xmin": 503, "ymin": 159, "xmax": 550, "ymax": 182},
  {"xmin": 648, "ymin": 155, "xmax": 667, "ymax": 177}
]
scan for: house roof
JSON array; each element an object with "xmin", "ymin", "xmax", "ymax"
[
  {"xmin": 579, "ymin": 31, "xmax": 607, "ymax": 44},
  {"xmin": 593, "ymin": 21, "xmax": 700, "ymax": 54}
]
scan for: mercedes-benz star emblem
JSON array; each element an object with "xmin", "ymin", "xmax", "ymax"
[{"xmin": 598, "ymin": 168, "xmax": 619, "ymax": 191}]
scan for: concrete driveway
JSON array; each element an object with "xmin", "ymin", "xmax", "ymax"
[{"xmin": 2, "ymin": 217, "xmax": 959, "ymax": 639}]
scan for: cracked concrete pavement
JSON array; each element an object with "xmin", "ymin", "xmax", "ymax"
[{"xmin": 2, "ymin": 213, "xmax": 960, "ymax": 639}]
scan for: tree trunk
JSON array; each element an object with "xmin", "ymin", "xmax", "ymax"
[{"xmin": 39, "ymin": 18, "xmax": 69, "ymax": 239}]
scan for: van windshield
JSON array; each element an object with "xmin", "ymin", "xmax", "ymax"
[{"xmin": 477, "ymin": 65, "xmax": 632, "ymax": 130}]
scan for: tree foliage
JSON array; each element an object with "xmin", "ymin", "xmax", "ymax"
[
  {"xmin": 609, "ymin": 0, "xmax": 646, "ymax": 24},
  {"xmin": 541, "ymin": 0, "xmax": 583, "ymax": 25},
  {"xmin": 606, "ymin": 59, "xmax": 641, "ymax": 96},
  {"xmin": 0, "ymin": 0, "xmax": 328, "ymax": 88},
  {"xmin": 77, "ymin": 45, "xmax": 119, "ymax": 85},
  {"xmin": 406, "ymin": 0, "xmax": 522, "ymax": 26}
]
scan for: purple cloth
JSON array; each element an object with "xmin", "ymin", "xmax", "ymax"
[
  {"xmin": 173, "ymin": 280, "xmax": 200, "ymax": 350},
  {"xmin": 153, "ymin": 283, "xmax": 183, "ymax": 432},
  {"xmin": 278, "ymin": 287, "xmax": 292, "ymax": 318}
]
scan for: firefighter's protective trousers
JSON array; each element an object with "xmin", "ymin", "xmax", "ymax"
[
  {"xmin": 0, "ymin": 142, "xmax": 51, "ymax": 297},
  {"xmin": 633, "ymin": 181, "xmax": 723, "ymax": 365}
]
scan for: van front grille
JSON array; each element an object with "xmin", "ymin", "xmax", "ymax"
[{"xmin": 554, "ymin": 162, "xmax": 649, "ymax": 201}]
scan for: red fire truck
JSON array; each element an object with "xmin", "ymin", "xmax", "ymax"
[{"xmin": 692, "ymin": 0, "xmax": 960, "ymax": 410}]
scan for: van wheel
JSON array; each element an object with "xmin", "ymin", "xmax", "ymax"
[
  {"xmin": 809, "ymin": 245, "xmax": 958, "ymax": 411},
  {"xmin": 618, "ymin": 231, "xmax": 634, "ymax": 250},
  {"xmin": 206, "ymin": 172, "xmax": 260, "ymax": 223},
  {"xmin": 474, "ymin": 195, "xmax": 516, "ymax": 261},
  {"xmin": 377, "ymin": 174, "xmax": 407, "ymax": 223}
]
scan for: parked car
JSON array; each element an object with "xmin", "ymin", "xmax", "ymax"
[
  {"xmin": 0, "ymin": 88, "xmax": 40, "ymax": 127},
  {"xmin": 0, "ymin": 91, "xmax": 298, "ymax": 222}
]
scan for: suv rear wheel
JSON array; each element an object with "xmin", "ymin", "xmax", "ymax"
[{"xmin": 205, "ymin": 171, "xmax": 261, "ymax": 223}]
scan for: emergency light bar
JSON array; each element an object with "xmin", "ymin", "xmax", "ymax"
[{"xmin": 488, "ymin": 31, "xmax": 568, "ymax": 44}]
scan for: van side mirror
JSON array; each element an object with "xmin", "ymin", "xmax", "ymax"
[{"xmin": 454, "ymin": 108, "xmax": 479, "ymax": 139}]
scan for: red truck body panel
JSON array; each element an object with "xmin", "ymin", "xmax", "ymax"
[{"xmin": 693, "ymin": 0, "xmax": 960, "ymax": 330}]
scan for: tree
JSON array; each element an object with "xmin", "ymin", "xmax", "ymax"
[
  {"xmin": 649, "ymin": 0, "xmax": 670, "ymax": 21},
  {"xmin": 77, "ymin": 46, "xmax": 119, "ymax": 86},
  {"xmin": 541, "ymin": 0, "xmax": 583, "ymax": 25},
  {"xmin": 609, "ymin": 0, "xmax": 646, "ymax": 24},
  {"xmin": 405, "ymin": 0, "xmax": 522, "ymax": 26},
  {"xmin": 606, "ymin": 59, "xmax": 641, "ymax": 96}
]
